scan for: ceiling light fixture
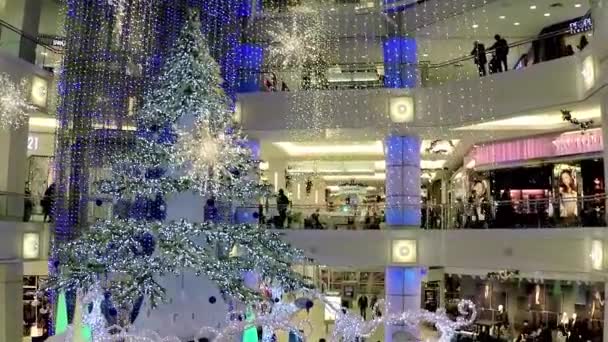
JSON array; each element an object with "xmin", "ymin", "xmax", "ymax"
[
  {"xmin": 544, "ymin": 12, "xmax": 551, "ymax": 16},
  {"xmin": 574, "ymin": 3, "xmax": 581, "ymax": 7},
  {"xmin": 499, "ymin": 15, "xmax": 506, "ymax": 19},
  {"xmin": 513, "ymin": 22, "xmax": 520, "ymax": 26},
  {"xmin": 273, "ymin": 141, "xmax": 384, "ymax": 157},
  {"xmin": 472, "ymin": 24, "xmax": 479, "ymax": 28},
  {"xmin": 530, "ymin": 5, "xmax": 537, "ymax": 9}
]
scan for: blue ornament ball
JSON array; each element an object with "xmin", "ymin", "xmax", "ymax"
[
  {"xmin": 132, "ymin": 232, "xmax": 156, "ymax": 256},
  {"xmin": 95, "ymin": 199, "xmax": 103, "ymax": 206},
  {"xmin": 209, "ymin": 296, "xmax": 216, "ymax": 304}
]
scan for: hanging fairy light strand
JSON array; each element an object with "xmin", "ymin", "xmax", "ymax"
[{"xmin": 0, "ymin": 72, "xmax": 35, "ymax": 130}]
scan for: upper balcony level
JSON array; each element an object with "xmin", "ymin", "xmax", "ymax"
[{"xmin": 237, "ymin": 0, "xmax": 606, "ymax": 137}]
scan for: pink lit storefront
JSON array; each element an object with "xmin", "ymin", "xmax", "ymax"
[{"xmin": 458, "ymin": 129, "xmax": 604, "ymax": 228}]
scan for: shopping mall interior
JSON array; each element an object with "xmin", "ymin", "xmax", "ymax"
[{"xmin": 1, "ymin": 0, "xmax": 608, "ymax": 341}]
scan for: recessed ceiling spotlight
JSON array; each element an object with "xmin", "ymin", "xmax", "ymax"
[
  {"xmin": 499, "ymin": 15, "xmax": 506, "ymax": 19},
  {"xmin": 472, "ymin": 24, "xmax": 479, "ymax": 28},
  {"xmin": 422, "ymin": 53, "xmax": 429, "ymax": 57},
  {"xmin": 530, "ymin": 5, "xmax": 537, "ymax": 9},
  {"xmin": 544, "ymin": 12, "xmax": 551, "ymax": 16},
  {"xmin": 513, "ymin": 22, "xmax": 520, "ymax": 26},
  {"xmin": 574, "ymin": 3, "xmax": 581, "ymax": 7}
]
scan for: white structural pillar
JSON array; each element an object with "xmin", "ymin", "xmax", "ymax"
[
  {"xmin": 604, "ymin": 281, "xmax": 608, "ymax": 342},
  {"xmin": 384, "ymin": 135, "xmax": 423, "ymax": 342},
  {"xmin": 0, "ymin": 125, "xmax": 27, "ymax": 218},
  {"xmin": 0, "ymin": 261, "xmax": 23, "ymax": 342},
  {"xmin": 601, "ymin": 93, "xmax": 608, "ymax": 225},
  {"xmin": 591, "ymin": 0, "xmax": 608, "ymax": 59}
]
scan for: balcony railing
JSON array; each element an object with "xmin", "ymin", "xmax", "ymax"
[
  {"xmin": 252, "ymin": 194, "xmax": 606, "ymax": 230},
  {"xmin": 3, "ymin": 191, "xmax": 604, "ymax": 230},
  {"xmin": 0, "ymin": 19, "xmax": 63, "ymax": 69},
  {"xmin": 243, "ymin": 28, "xmax": 589, "ymax": 92},
  {"xmin": 0, "ymin": 191, "xmax": 46, "ymax": 223}
]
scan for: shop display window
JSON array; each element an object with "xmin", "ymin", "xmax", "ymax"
[{"xmin": 23, "ymin": 276, "xmax": 50, "ymax": 340}]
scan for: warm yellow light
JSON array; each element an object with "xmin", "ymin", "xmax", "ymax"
[
  {"xmin": 29, "ymin": 117, "xmax": 57, "ymax": 129},
  {"xmin": 391, "ymin": 239, "xmax": 417, "ymax": 264},
  {"xmin": 453, "ymin": 108, "xmax": 600, "ymax": 131},
  {"xmin": 30, "ymin": 76, "xmax": 48, "ymax": 108},
  {"xmin": 421, "ymin": 160, "xmax": 446, "ymax": 169},
  {"xmin": 389, "ymin": 96, "xmax": 415, "ymax": 123},
  {"xmin": 582, "ymin": 56, "xmax": 595, "ymax": 90},
  {"xmin": 23, "ymin": 232, "xmax": 40, "ymax": 259},
  {"xmin": 273, "ymin": 141, "xmax": 384, "ymax": 157},
  {"xmin": 322, "ymin": 173, "xmax": 386, "ymax": 181},
  {"xmin": 29, "ymin": 117, "xmax": 136, "ymax": 131},
  {"xmin": 591, "ymin": 240, "xmax": 603, "ymax": 271}
]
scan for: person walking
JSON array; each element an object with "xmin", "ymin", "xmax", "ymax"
[
  {"xmin": 276, "ymin": 189, "xmax": 289, "ymax": 228},
  {"xmin": 357, "ymin": 295, "xmax": 368, "ymax": 320},
  {"xmin": 489, "ymin": 34, "xmax": 509, "ymax": 72},
  {"xmin": 471, "ymin": 41, "xmax": 487, "ymax": 76}
]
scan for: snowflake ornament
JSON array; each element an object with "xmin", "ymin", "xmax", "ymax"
[{"xmin": 0, "ymin": 73, "xmax": 34, "ymax": 130}]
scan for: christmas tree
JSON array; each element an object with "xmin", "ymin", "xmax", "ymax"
[{"xmin": 49, "ymin": 11, "xmax": 307, "ymax": 314}]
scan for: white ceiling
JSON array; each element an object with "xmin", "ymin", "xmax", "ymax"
[
  {"xmin": 415, "ymin": 0, "xmax": 589, "ymax": 40},
  {"xmin": 255, "ymin": 0, "xmax": 589, "ymax": 65}
]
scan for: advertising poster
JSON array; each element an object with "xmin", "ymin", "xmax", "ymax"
[{"xmin": 553, "ymin": 163, "xmax": 581, "ymax": 220}]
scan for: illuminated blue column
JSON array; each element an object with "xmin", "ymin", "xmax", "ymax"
[
  {"xmin": 385, "ymin": 135, "xmax": 421, "ymax": 226},
  {"xmin": 384, "ymin": 135, "xmax": 423, "ymax": 342},
  {"xmin": 238, "ymin": 43, "xmax": 264, "ymax": 93},
  {"xmin": 383, "ymin": 37, "xmax": 418, "ymax": 88}
]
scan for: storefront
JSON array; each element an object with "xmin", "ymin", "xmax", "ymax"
[
  {"xmin": 446, "ymin": 273, "xmax": 604, "ymax": 341},
  {"xmin": 461, "ymin": 129, "xmax": 605, "ymax": 227}
]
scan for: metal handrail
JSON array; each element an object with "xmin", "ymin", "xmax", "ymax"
[
  {"xmin": 255, "ymin": 28, "xmax": 578, "ymax": 72},
  {"xmin": 0, "ymin": 19, "xmax": 63, "ymax": 55}
]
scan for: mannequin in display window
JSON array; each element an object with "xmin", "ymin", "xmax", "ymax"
[
  {"xmin": 529, "ymin": 284, "xmax": 544, "ymax": 329},
  {"xmin": 559, "ymin": 170, "xmax": 578, "ymax": 226},
  {"xmin": 590, "ymin": 290, "xmax": 604, "ymax": 321},
  {"xmin": 471, "ymin": 181, "xmax": 489, "ymax": 228}
]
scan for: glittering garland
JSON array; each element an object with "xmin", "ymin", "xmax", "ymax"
[{"xmin": 47, "ymin": 291, "xmax": 476, "ymax": 342}]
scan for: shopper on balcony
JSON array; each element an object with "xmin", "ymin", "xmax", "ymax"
[
  {"xmin": 471, "ymin": 41, "xmax": 487, "ymax": 76},
  {"xmin": 489, "ymin": 34, "xmax": 509, "ymax": 72},
  {"xmin": 495, "ymin": 189, "xmax": 513, "ymax": 228}
]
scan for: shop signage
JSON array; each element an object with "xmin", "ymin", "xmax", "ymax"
[
  {"xmin": 27, "ymin": 136, "xmax": 39, "ymax": 151},
  {"xmin": 38, "ymin": 34, "xmax": 65, "ymax": 49},
  {"xmin": 466, "ymin": 128, "xmax": 603, "ymax": 168},
  {"xmin": 552, "ymin": 129, "xmax": 603, "ymax": 156},
  {"xmin": 569, "ymin": 16, "xmax": 593, "ymax": 34}
]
